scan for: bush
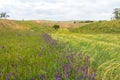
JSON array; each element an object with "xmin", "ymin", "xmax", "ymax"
[
  {"xmin": 53, "ymin": 25, "xmax": 60, "ymax": 30},
  {"xmin": 85, "ymin": 20, "xmax": 94, "ymax": 23},
  {"xmin": 79, "ymin": 21, "xmax": 94, "ymax": 23},
  {"xmin": 73, "ymin": 21, "xmax": 76, "ymax": 24}
]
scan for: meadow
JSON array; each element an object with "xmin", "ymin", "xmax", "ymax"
[{"xmin": 0, "ymin": 19, "xmax": 120, "ymax": 80}]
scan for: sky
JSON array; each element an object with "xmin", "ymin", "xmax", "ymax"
[{"xmin": 0, "ymin": 0, "xmax": 120, "ymax": 21}]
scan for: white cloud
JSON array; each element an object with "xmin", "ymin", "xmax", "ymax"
[{"xmin": 0, "ymin": 0, "xmax": 120, "ymax": 20}]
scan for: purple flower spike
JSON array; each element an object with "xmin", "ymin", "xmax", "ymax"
[
  {"xmin": 56, "ymin": 73, "xmax": 61, "ymax": 80},
  {"xmin": 63, "ymin": 63, "xmax": 70, "ymax": 78},
  {"xmin": 92, "ymin": 72, "xmax": 96, "ymax": 80},
  {"xmin": 81, "ymin": 67, "xmax": 85, "ymax": 72},
  {"xmin": 41, "ymin": 33, "xmax": 57, "ymax": 46},
  {"xmin": 6, "ymin": 73, "xmax": 10, "ymax": 80}
]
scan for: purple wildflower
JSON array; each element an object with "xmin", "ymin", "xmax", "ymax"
[
  {"xmin": 41, "ymin": 33, "xmax": 57, "ymax": 46},
  {"xmin": 39, "ymin": 74, "xmax": 46, "ymax": 80},
  {"xmin": 56, "ymin": 73, "xmax": 61, "ymax": 80},
  {"xmin": 6, "ymin": 73, "xmax": 10, "ymax": 80},
  {"xmin": 81, "ymin": 67, "xmax": 85, "ymax": 72},
  {"xmin": 91, "ymin": 72, "xmax": 96, "ymax": 80},
  {"xmin": 63, "ymin": 63, "xmax": 70, "ymax": 78}
]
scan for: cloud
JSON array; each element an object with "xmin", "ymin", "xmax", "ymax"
[{"xmin": 0, "ymin": 0, "xmax": 120, "ymax": 20}]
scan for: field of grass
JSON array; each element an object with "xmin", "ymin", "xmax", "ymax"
[
  {"xmin": 0, "ymin": 19, "xmax": 120, "ymax": 80},
  {"xmin": 34, "ymin": 20, "xmax": 90, "ymax": 28},
  {"xmin": 69, "ymin": 20, "xmax": 120, "ymax": 33},
  {"xmin": 52, "ymin": 31, "xmax": 120, "ymax": 80},
  {"xmin": 0, "ymin": 20, "xmax": 95, "ymax": 80},
  {"xmin": 52, "ymin": 20, "xmax": 120, "ymax": 80}
]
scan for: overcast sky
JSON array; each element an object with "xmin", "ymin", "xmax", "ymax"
[{"xmin": 0, "ymin": 0, "xmax": 120, "ymax": 21}]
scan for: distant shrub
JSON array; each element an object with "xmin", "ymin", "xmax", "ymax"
[
  {"xmin": 53, "ymin": 25, "xmax": 60, "ymax": 30},
  {"xmin": 79, "ymin": 21, "xmax": 94, "ymax": 23},
  {"xmin": 73, "ymin": 21, "xmax": 76, "ymax": 24},
  {"xmin": 79, "ymin": 21, "xmax": 84, "ymax": 23},
  {"xmin": 85, "ymin": 20, "xmax": 94, "ymax": 23},
  {"xmin": 98, "ymin": 20, "xmax": 106, "ymax": 23}
]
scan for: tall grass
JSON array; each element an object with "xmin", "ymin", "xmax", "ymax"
[
  {"xmin": 0, "ymin": 23, "xmax": 95, "ymax": 80},
  {"xmin": 69, "ymin": 20, "xmax": 120, "ymax": 34},
  {"xmin": 52, "ymin": 29, "xmax": 120, "ymax": 80},
  {"xmin": 1, "ymin": 19, "xmax": 120, "ymax": 80}
]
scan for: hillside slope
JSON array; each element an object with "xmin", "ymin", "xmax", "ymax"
[
  {"xmin": 0, "ymin": 19, "xmax": 29, "ymax": 30},
  {"xmin": 1, "ymin": 19, "xmax": 120, "ymax": 80},
  {"xmin": 70, "ymin": 20, "xmax": 120, "ymax": 33},
  {"xmin": 52, "ymin": 20, "xmax": 120, "ymax": 80},
  {"xmin": 0, "ymin": 19, "xmax": 96, "ymax": 80},
  {"xmin": 35, "ymin": 20, "xmax": 89, "ymax": 28}
]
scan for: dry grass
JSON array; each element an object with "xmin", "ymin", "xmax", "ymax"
[
  {"xmin": 35, "ymin": 20, "xmax": 89, "ymax": 28},
  {"xmin": 0, "ymin": 19, "xmax": 89, "ymax": 30},
  {"xmin": 0, "ymin": 19, "xmax": 29, "ymax": 30}
]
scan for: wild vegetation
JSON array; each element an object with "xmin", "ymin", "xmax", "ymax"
[
  {"xmin": 0, "ymin": 19, "xmax": 120, "ymax": 80},
  {"xmin": 0, "ymin": 20, "xmax": 95, "ymax": 80},
  {"xmin": 52, "ymin": 20, "xmax": 120, "ymax": 80},
  {"xmin": 69, "ymin": 20, "xmax": 120, "ymax": 33}
]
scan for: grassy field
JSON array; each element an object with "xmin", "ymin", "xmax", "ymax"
[
  {"xmin": 0, "ymin": 19, "xmax": 120, "ymax": 80},
  {"xmin": 52, "ymin": 20, "xmax": 120, "ymax": 80},
  {"xmin": 52, "ymin": 32, "xmax": 120, "ymax": 80},
  {"xmin": 69, "ymin": 20, "xmax": 120, "ymax": 33}
]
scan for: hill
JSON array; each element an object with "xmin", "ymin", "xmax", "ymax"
[
  {"xmin": 52, "ymin": 20, "xmax": 120, "ymax": 80},
  {"xmin": 0, "ymin": 19, "xmax": 120, "ymax": 80},
  {"xmin": 69, "ymin": 20, "xmax": 120, "ymax": 33},
  {"xmin": 35, "ymin": 20, "xmax": 90, "ymax": 28},
  {"xmin": 0, "ymin": 19, "xmax": 94, "ymax": 80},
  {"xmin": 0, "ymin": 19, "xmax": 29, "ymax": 30},
  {"xmin": 0, "ymin": 19, "xmax": 90, "ymax": 32}
]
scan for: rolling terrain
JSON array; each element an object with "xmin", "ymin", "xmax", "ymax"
[
  {"xmin": 0, "ymin": 19, "xmax": 120, "ymax": 80},
  {"xmin": 53, "ymin": 20, "xmax": 120, "ymax": 80}
]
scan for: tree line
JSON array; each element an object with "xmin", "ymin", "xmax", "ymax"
[
  {"xmin": 113, "ymin": 8, "xmax": 120, "ymax": 20},
  {"xmin": 0, "ymin": 8, "xmax": 120, "ymax": 20},
  {"xmin": 0, "ymin": 12, "xmax": 9, "ymax": 19}
]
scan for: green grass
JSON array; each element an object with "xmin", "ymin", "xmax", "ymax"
[
  {"xmin": 52, "ymin": 21, "xmax": 120, "ymax": 80},
  {"xmin": 0, "ymin": 29, "xmax": 65, "ymax": 79},
  {"xmin": 15, "ymin": 21, "xmax": 55, "ymax": 33},
  {"xmin": 0, "ymin": 19, "xmax": 120, "ymax": 80},
  {"xmin": 69, "ymin": 20, "xmax": 120, "ymax": 33},
  {"xmin": 0, "ymin": 20, "xmax": 94, "ymax": 80}
]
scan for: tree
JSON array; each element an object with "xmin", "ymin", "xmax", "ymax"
[
  {"xmin": 0, "ymin": 12, "xmax": 9, "ymax": 19},
  {"xmin": 113, "ymin": 8, "xmax": 120, "ymax": 20},
  {"xmin": 53, "ymin": 25, "xmax": 60, "ymax": 30}
]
